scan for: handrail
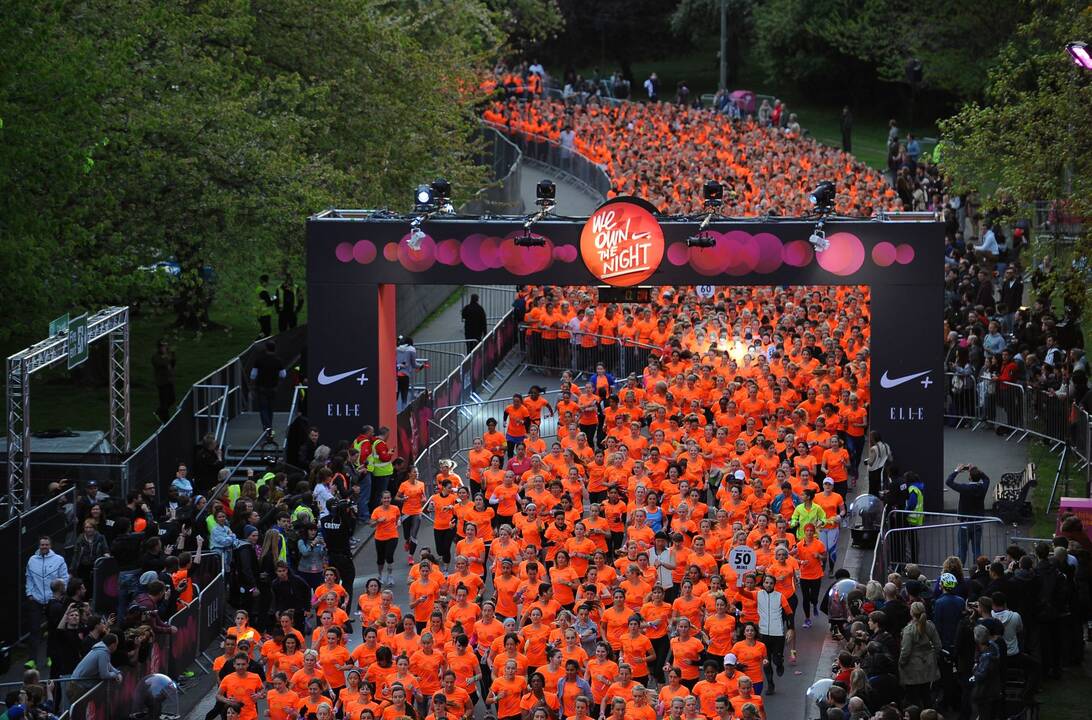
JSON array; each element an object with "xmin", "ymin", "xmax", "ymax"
[
  {"xmin": 0, "ymin": 486, "xmax": 74, "ymax": 531},
  {"xmin": 518, "ymin": 323, "xmax": 665, "ymax": 353},
  {"xmin": 195, "ymin": 430, "xmax": 271, "ymax": 523},
  {"xmin": 480, "ymin": 120, "xmax": 611, "ymax": 200},
  {"xmin": 284, "ymin": 384, "xmax": 306, "ymax": 446}
]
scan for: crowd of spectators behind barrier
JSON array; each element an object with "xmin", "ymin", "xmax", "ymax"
[{"xmin": 943, "ymin": 214, "xmax": 1090, "ymax": 422}]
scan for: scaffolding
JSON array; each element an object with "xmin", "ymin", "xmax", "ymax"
[{"xmin": 5, "ymin": 306, "xmax": 130, "ymax": 515}]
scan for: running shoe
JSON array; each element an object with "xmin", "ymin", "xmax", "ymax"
[{"xmin": 803, "ymin": 618, "xmax": 813, "ymax": 629}]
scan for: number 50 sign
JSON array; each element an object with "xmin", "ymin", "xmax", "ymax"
[{"xmin": 729, "ymin": 545, "xmax": 756, "ymax": 586}]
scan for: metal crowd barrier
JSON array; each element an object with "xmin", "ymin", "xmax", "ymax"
[
  {"xmin": 480, "ymin": 120, "xmax": 611, "ymax": 201},
  {"xmin": 464, "ymin": 285, "xmax": 517, "ymax": 325},
  {"xmin": 57, "ymin": 555, "xmax": 226, "ymax": 719},
  {"xmin": 518, "ymin": 324, "xmax": 662, "ymax": 380},
  {"xmin": 871, "ymin": 509, "xmax": 1010, "ymax": 580},
  {"xmin": 943, "ymin": 372, "xmax": 1091, "ymax": 508}
]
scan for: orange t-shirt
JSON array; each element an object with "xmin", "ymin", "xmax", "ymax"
[
  {"xmin": 814, "ymin": 491, "xmax": 844, "ymax": 525},
  {"xmin": 429, "ymin": 492, "xmax": 458, "ymax": 531},
  {"xmin": 218, "ymin": 672, "xmax": 264, "ymax": 720},
  {"xmin": 491, "ymin": 674, "xmax": 528, "ymax": 717},
  {"xmin": 371, "ymin": 505, "xmax": 400, "ymax": 540},
  {"xmin": 730, "ymin": 639, "xmax": 768, "ymax": 683},
  {"xmin": 505, "ymin": 404, "xmax": 530, "ymax": 438},
  {"xmin": 317, "ymin": 643, "xmax": 351, "ymax": 688},
  {"xmin": 266, "ymin": 688, "xmax": 300, "ymax": 720},
  {"xmin": 397, "ymin": 480, "xmax": 426, "ymax": 516},
  {"xmin": 796, "ymin": 537, "xmax": 827, "ymax": 580},
  {"xmin": 669, "ymin": 635, "xmax": 705, "ymax": 679},
  {"xmin": 620, "ymin": 633, "xmax": 654, "ymax": 677}
]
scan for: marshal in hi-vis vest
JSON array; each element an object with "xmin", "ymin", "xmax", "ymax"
[{"xmin": 907, "ymin": 485, "xmax": 924, "ymax": 526}]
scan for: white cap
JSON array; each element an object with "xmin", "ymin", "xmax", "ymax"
[
  {"xmin": 723, "ymin": 653, "xmax": 738, "ymax": 666},
  {"xmin": 823, "ymin": 477, "xmax": 835, "ymax": 485},
  {"xmin": 733, "ymin": 470, "xmax": 746, "ymax": 480}
]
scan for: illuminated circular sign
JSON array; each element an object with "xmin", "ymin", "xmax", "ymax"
[{"xmin": 579, "ymin": 200, "xmax": 664, "ymax": 286}]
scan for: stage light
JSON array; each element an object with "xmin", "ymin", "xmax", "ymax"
[
  {"xmin": 414, "ymin": 184, "xmax": 434, "ymax": 211},
  {"xmin": 809, "ymin": 228, "xmax": 830, "ymax": 253},
  {"xmin": 430, "ymin": 177, "xmax": 451, "ymax": 202},
  {"xmin": 1067, "ymin": 42, "xmax": 1092, "ymax": 70},
  {"xmin": 515, "ymin": 232, "xmax": 546, "ymax": 247},
  {"xmin": 536, "ymin": 179, "xmax": 556, "ymax": 206},
  {"xmin": 687, "ymin": 234, "xmax": 716, "ymax": 249},
  {"xmin": 808, "ymin": 181, "xmax": 836, "ymax": 213},
  {"xmin": 703, "ymin": 180, "xmax": 723, "ymax": 207}
]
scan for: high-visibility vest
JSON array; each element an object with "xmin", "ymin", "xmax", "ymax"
[
  {"xmin": 907, "ymin": 485, "xmax": 925, "ymax": 526},
  {"xmin": 227, "ymin": 483, "xmax": 241, "ymax": 508},
  {"xmin": 257, "ymin": 472, "xmax": 276, "ymax": 491},
  {"xmin": 273, "ymin": 529, "xmax": 287, "ymax": 563},
  {"xmin": 291, "ymin": 504, "xmax": 314, "ymax": 524},
  {"xmin": 369, "ymin": 440, "xmax": 394, "ymax": 477},
  {"xmin": 256, "ymin": 285, "xmax": 273, "ymax": 317}
]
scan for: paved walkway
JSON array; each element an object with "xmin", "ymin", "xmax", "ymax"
[{"xmin": 941, "ymin": 424, "xmax": 1029, "ymax": 511}]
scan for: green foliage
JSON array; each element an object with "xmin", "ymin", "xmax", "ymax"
[
  {"xmin": 749, "ymin": 0, "xmax": 1027, "ymax": 99},
  {"xmin": 0, "ymin": 0, "xmax": 547, "ymax": 339},
  {"xmin": 940, "ymin": 1, "xmax": 1092, "ymax": 313}
]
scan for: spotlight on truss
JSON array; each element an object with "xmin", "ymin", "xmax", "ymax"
[{"xmin": 686, "ymin": 234, "xmax": 716, "ymax": 249}]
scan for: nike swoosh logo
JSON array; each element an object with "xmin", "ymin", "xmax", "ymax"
[
  {"xmin": 317, "ymin": 367, "xmax": 368, "ymax": 385},
  {"xmin": 880, "ymin": 370, "xmax": 931, "ymax": 388}
]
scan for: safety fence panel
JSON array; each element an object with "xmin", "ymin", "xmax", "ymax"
[
  {"xmin": 942, "ymin": 372, "xmax": 1091, "ymax": 500},
  {"xmin": 463, "ymin": 285, "xmax": 517, "ymax": 326},
  {"xmin": 520, "ymin": 324, "xmax": 661, "ymax": 380},
  {"xmin": 872, "ymin": 509, "xmax": 1009, "ymax": 580},
  {"xmin": 481, "ymin": 120, "xmax": 611, "ymax": 201},
  {"xmin": 399, "ymin": 309, "xmax": 520, "ymax": 484},
  {"xmin": 462, "ymin": 126, "xmax": 524, "ymax": 216},
  {"xmin": 0, "ymin": 488, "xmax": 76, "ymax": 649}
]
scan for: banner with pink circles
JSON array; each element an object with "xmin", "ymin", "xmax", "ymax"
[{"xmin": 321, "ymin": 218, "xmax": 934, "ymax": 286}]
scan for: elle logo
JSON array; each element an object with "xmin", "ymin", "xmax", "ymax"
[
  {"xmin": 327, "ymin": 403, "xmax": 361, "ymax": 417},
  {"xmin": 889, "ymin": 406, "xmax": 925, "ymax": 421}
]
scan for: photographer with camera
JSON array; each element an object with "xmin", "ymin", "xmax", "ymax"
[
  {"xmin": 945, "ymin": 463, "xmax": 991, "ymax": 565},
  {"xmin": 321, "ymin": 498, "xmax": 357, "ymax": 594}
]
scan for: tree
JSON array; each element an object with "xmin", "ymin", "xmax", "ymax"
[
  {"xmin": 0, "ymin": 0, "xmax": 549, "ymax": 336},
  {"xmin": 940, "ymin": 1, "xmax": 1092, "ymax": 313},
  {"xmin": 750, "ymin": 0, "xmax": 1028, "ymax": 102}
]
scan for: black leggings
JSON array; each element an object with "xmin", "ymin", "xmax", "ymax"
[
  {"xmin": 402, "ymin": 514, "xmax": 420, "ymax": 553},
  {"xmin": 800, "ymin": 579, "xmax": 822, "ymax": 617},
  {"xmin": 761, "ymin": 633, "xmax": 785, "ymax": 674},
  {"xmin": 650, "ymin": 634, "xmax": 670, "ymax": 684},
  {"xmin": 375, "ymin": 538, "xmax": 397, "ymax": 567},
  {"xmin": 434, "ymin": 527, "xmax": 456, "ymax": 565}
]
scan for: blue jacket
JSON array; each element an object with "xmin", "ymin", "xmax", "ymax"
[
  {"xmin": 933, "ymin": 592, "xmax": 966, "ymax": 651},
  {"xmin": 771, "ymin": 492, "xmax": 801, "ymax": 517}
]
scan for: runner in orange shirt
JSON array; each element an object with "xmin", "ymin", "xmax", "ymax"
[
  {"xmin": 370, "ymin": 491, "xmax": 401, "ymax": 585},
  {"xmin": 216, "ymin": 655, "xmax": 266, "ymax": 720}
]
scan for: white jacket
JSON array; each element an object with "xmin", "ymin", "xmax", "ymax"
[
  {"xmin": 756, "ymin": 588, "xmax": 788, "ymax": 637},
  {"xmin": 26, "ymin": 549, "xmax": 68, "ymax": 604}
]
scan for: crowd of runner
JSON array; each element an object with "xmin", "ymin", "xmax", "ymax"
[{"xmin": 481, "ymin": 95, "xmax": 898, "ymax": 218}]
